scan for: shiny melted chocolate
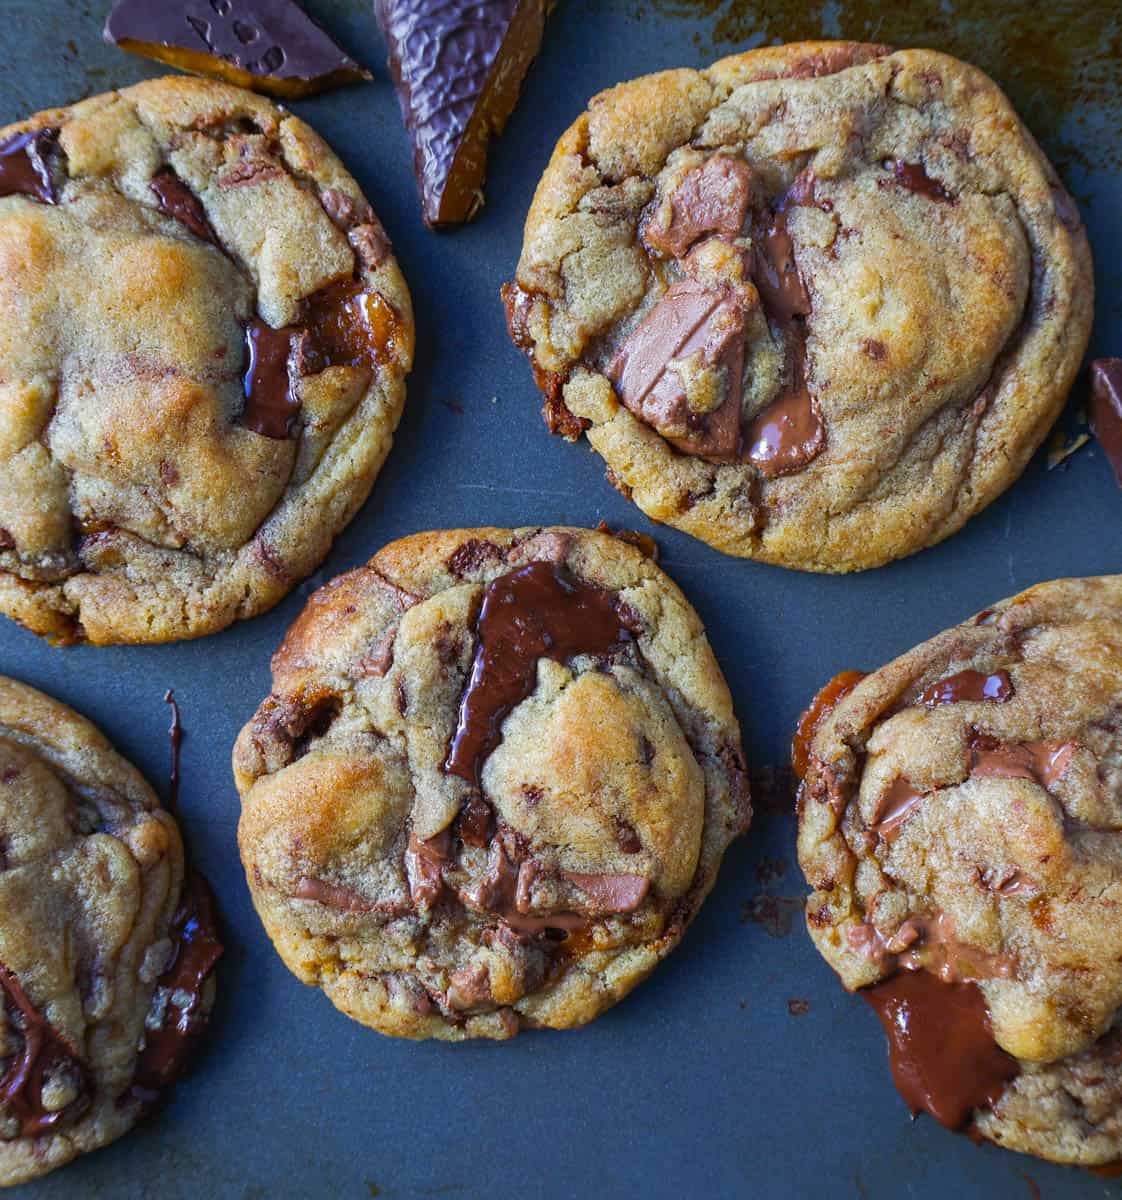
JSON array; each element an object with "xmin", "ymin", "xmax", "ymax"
[
  {"xmin": 0, "ymin": 128, "xmax": 59, "ymax": 204},
  {"xmin": 742, "ymin": 343, "xmax": 825, "ymax": 477},
  {"xmin": 970, "ymin": 735, "xmax": 1077, "ymax": 789},
  {"xmin": 863, "ymin": 970, "xmax": 1017, "ymax": 1129},
  {"xmin": 1090, "ymin": 358, "xmax": 1122, "ymax": 488},
  {"xmin": 445, "ymin": 562, "xmax": 635, "ymax": 784},
  {"xmin": 872, "ymin": 777, "xmax": 925, "ymax": 841},
  {"xmin": 791, "ymin": 669, "xmax": 866, "ymax": 780},
  {"xmin": 150, "ymin": 168, "xmax": 215, "ymax": 244},
  {"xmin": 918, "ymin": 669, "xmax": 1013, "ymax": 707},
  {"xmin": 0, "ymin": 962, "xmax": 90, "ymax": 1136},
  {"xmin": 242, "ymin": 318, "xmax": 299, "ymax": 438},
  {"xmin": 129, "ymin": 870, "xmax": 223, "ymax": 1106}
]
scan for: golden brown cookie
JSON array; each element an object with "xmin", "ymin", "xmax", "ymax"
[
  {"xmin": 234, "ymin": 527, "xmax": 749, "ymax": 1040},
  {"xmin": 0, "ymin": 678, "xmax": 221, "ymax": 1185},
  {"xmin": 0, "ymin": 77, "xmax": 413, "ymax": 644},
  {"xmin": 796, "ymin": 577, "xmax": 1122, "ymax": 1164},
  {"xmin": 504, "ymin": 42, "xmax": 1092, "ymax": 572}
]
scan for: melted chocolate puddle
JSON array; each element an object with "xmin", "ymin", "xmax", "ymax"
[
  {"xmin": 0, "ymin": 962, "xmax": 90, "ymax": 1136},
  {"xmin": 0, "ymin": 128, "xmax": 59, "ymax": 204},
  {"xmin": 919, "ymin": 669, "xmax": 1013, "ymax": 707},
  {"xmin": 128, "ymin": 870, "xmax": 223, "ymax": 1108},
  {"xmin": 445, "ymin": 562, "xmax": 636, "ymax": 785},
  {"xmin": 150, "ymin": 167, "xmax": 215, "ymax": 244},
  {"xmin": 863, "ymin": 970, "xmax": 1017, "ymax": 1129}
]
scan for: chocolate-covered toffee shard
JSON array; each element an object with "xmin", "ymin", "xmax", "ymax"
[
  {"xmin": 375, "ymin": 0, "xmax": 549, "ymax": 227},
  {"xmin": 104, "ymin": 0, "xmax": 370, "ymax": 99},
  {"xmin": 1090, "ymin": 358, "xmax": 1122, "ymax": 488}
]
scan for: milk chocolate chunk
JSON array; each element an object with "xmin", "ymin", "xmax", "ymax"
[
  {"xmin": 0, "ymin": 128, "xmax": 59, "ymax": 204},
  {"xmin": 918, "ymin": 668, "xmax": 1013, "ymax": 707},
  {"xmin": 150, "ymin": 168, "xmax": 215, "ymax": 245},
  {"xmin": 241, "ymin": 318, "xmax": 298, "ymax": 438},
  {"xmin": 130, "ymin": 871, "xmax": 223, "ymax": 1104},
  {"xmin": 446, "ymin": 562, "xmax": 634, "ymax": 785},
  {"xmin": 969, "ymin": 735, "xmax": 1077, "ymax": 790},
  {"xmin": 375, "ymin": 0, "xmax": 549, "ymax": 226},
  {"xmin": 1090, "ymin": 358, "xmax": 1122, "ymax": 488},
  {"xmin": 644, "ymin": 155, "xmax": 753, "ymax": 259},
  {"xmin": 104, "ymin": 0, "xmax": 370, "ymax": 99},
  {"xmin": 863, "ymin": 970, "xmax": 1017, "ymax": 1129},
  {"xmin": 608, "ymin": 279, "xmax": 748, "ymax": 461},
  {"xmin": 0, "ymin": 963, "xmax": 90, "ymax": 1136},
  {"xmin": 872, "ymin": 777, "xmax": 925, "ymax": 842},
  {"xmin": 750, "ymin": 211, "xmax": 812, "ymax": 324}
]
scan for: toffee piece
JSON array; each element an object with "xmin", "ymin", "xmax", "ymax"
[
  {"xmin": 504, "ymin": 41, "xmax": 1092, "ymax": 571},
  {"xmin": 0, "ymin": 78, "xmax": 413, "ymax": 644},
  {"xmin": 0, "ymin": 677, "xmax": 220, "ymax": 1186},
  {"xmin": 375, "ymin": 0, "xmax": 549, "ymax": 226},
  {"xmin": 235, "ymin": 526, "xmax": 750, "ymax": 1040},
  {"xmin": 797, "ymin": 576, "xmax": 1122, "ymax": 1166},
  {"xmin": 104, "ymin": 0, "xmax": 370, "ymax": 98}
]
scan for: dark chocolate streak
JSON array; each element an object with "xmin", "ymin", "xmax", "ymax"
[
  {"xmin": 883, "ymin": 158, "xmax": 953, "ymax": 203},
  {"xmin": 0, "ymin": 128, "xmax": 59, "ymax": 204},
  {"xmin": 164, "ymin": 689, "xmax": 182, "ymax": 812},
  {"xmin": 128, "ymin": 870, "xmax": 223, "ymax": 1107},
  {"xmin": 918, "ymin": 669, "xmax": 1013, "ymax": 707},
  {"xmin": 445, "ymin": 562, "xmax": 635, "ymax": 786},
  {"xmin": 150, "ymin": 168, "xmax": 215, "ymax": 244},
  {"xmin": 0, "ymin": 962, "xmax": 90, "ymax": 1136},
  {"xmin": 863, "ymin": 970, "xmax": 1017, "ymax": 1130}
]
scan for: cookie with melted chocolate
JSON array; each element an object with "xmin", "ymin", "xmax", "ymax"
[
  {"xmin": 796, "ymin": 576, "xmax": 1122, "ymax": 1166},
  {"xmin": 234, "ymin": 526, "xmax": 750, "ymax": 1040},
  {"xmin": 504, "ymin": 41, "xmax": 1093, "ymax": 572},
  {"xmin": 0, "ymin": 677, "xmax": 221, "ymax": 1186},
  {"xmin": 0, "ymin": 79, "xmax": 413, "ymax": 644},
  {"xmin": 104, "ymin": 0, "xmax": 370, "ymax": 99}
]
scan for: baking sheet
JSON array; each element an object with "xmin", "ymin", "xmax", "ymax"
[{"xmin": 1, "ymin": 0, "xmax": 1121, "ymax": 1196}]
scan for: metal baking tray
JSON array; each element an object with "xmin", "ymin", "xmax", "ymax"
[{"xmin": 2, "ymin": 1, "xmax": 1120, "ymax": 1196}]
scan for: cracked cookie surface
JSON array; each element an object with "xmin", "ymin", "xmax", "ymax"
[
  {"xmin": 234, "ymin": 526, "xmax": 749, "ymax": 1040},
  {"xmin": 797, "ymin": 577, "xmax": 1122, "ymax": 1164},
  {"xmin": 0, "ymin": 76, "xmax": 413, "ymax": 644},
  {"xmin": 0, "ymin": 677, "xmax": 220, "ymax": 1185},
  {"xmin": 504, "ymin": 41, "xmax": 1092, "ymax": 572}
]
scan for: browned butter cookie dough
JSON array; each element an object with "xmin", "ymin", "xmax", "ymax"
[
  {"xmin": 235, "ymin": 527, "xmax": 749, "ymax": 1040},
  {"xmin": 796, "ymin": 577, "xmax": 1122, "ymax": 1165},
  {"xmin": 504, "ymin": 42, "xmax": 1092, "ymax": 572},
  {"xmin": 0, "ymin": 77, "xmax": 413, "ymax": 644},
  {"xmin": 0, "ymin": 678, "xmax": 221, "ymax": 1186}
]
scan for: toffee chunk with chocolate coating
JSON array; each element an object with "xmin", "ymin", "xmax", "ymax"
[
  {"xmin": 104, "ymin": 0, "xmax": 371, "ymax": 99},
  {"xmin": 0, "ymin": 677, "xmax": 221, "ymax": 1185},
  {"xmin": 234, "ymin": 526, "xmax": 749, "ymax": 1040},
  {"xmin": 796, "ymin": 577, "xmax": 1122, "ymax": 1165},
  {"xmin": 0, "ymin": 78, "xmax": 413, "ymax": 644},
  {"xmin": 504, "ymin": 41, "xmax": 1092, "ymax": 572}
]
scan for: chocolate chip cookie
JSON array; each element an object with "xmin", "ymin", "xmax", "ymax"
[
  {"xmin": 0, "ymin": 77, "xmax": 413, "ymax": 644},
  {"xmin": 234, "ymin": 526, "xmax": 749, "ymax": 1040},
  {"xmin": 796, "ymin": 577, "xmax": 1122, "ymax": 1165},
  {"xmin": 504, "ymin": 42, "xmax": 1092, "ymax": 572},
  {"xmin": 0, "ymin": 677, "xmax": 221, "ymax": 1185}
]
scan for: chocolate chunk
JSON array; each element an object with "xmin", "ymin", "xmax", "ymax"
[
  {"xmin": 375, "ymin": 0, "xmax": 548, "ymax": 226},
  {"xmin": 150, "ymin": 168, "xmax": 215, "ymax": 244},
  {"xmin": 750, "ymin": 210, "xmax": 812, "ymax": 324},
  {"xmin": 643, "ymin": 155, "xmax": 753, "ymax": 259},
  {"xmin": 104, "ymin": 0, "xmax": 370, "ymax": 99},
  {"xmin": 608, "ymin": 279, "xmax": 748, "ymax": 461},
  {"xmin": 0, "ymin": 962, "xmax": 91, "ymax": 1136},
  {"xmin": 742, "ymin": 345, "xmax": 825, "ymax": 478},
  {"xmin": 791, "ymin": 670, "xmax": 866, "ymax": 780},
  {"xmin": 1090, "ymin": 358, "xmax": 1122, "ymax": 487},
  {"xmin": 405, "ymin": 830, "xmax": 451, "ymax": 906},
  {"xmin": 918, "ymin": 669, "xmax": 1013, "ymax": 707},
  {"xmin": 863, "ymin": 970, "xmax": 1017, "ymax": 1129},
  {"xmin": 0, "ymin": 128, "xmax": 59, "ymax": 204},
  {"xmin": 970, "ymin": 736, "xmax": 1077, "ymax": 790},
  {"xmin": 445, "ymin": 562, "xmax": 635, "ymax": 785},
  {"xmin": 872, "ymin": 778, "xmax": 925, "ymax": 842},
  {"xmin": 880, "ymin": 158, "xmax": 953, "ymax": 203},
  {"xmin": 241, "ymin": 318, "xmax": 298, "ymax": 438},
  {"xmin": 460, "ymin": 842, "xmax": 586, "ymax": 935},
  {"xmin": 129, "ymin": 870, "xmax": 222, "ymax": 1105},
  {"xmin": 293, "ymin": 876, "xmax": 376, "ymax": 912},
  {"xmin": 563, "ymin": 872, "xmax": 649, "ymax": 914}
]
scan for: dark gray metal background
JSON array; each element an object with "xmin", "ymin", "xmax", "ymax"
[{"xmin": 1, "ymin": 1, "xmax": 1120, "ymax": 1196}]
